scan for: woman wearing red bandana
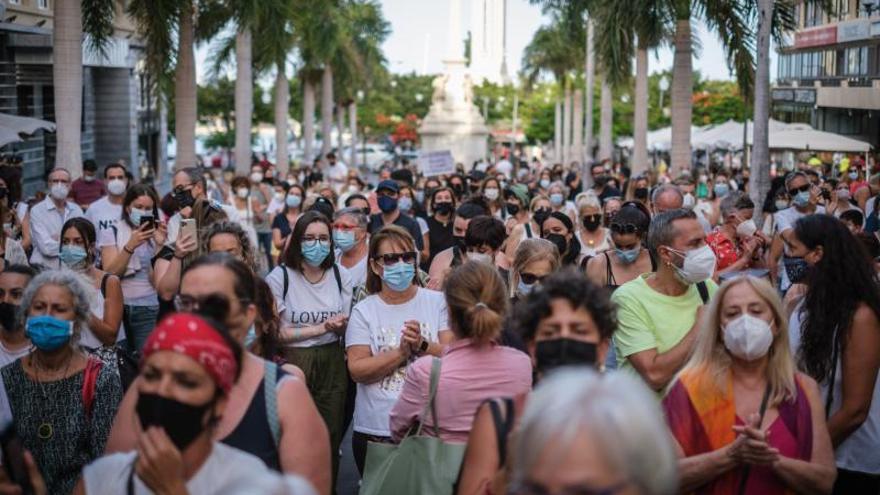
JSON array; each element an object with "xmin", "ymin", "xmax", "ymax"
[{"xmin": 77, "ymin": 313, "xmax": 278, "ymax": 494}]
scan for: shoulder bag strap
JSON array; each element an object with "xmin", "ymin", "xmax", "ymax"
[
  {"xmin": 524, "ymin": 223, "xmax": 532, "ymax": 238},
  {"xmin": 263, "ymin": 360, "xmax": 281, "ymax": 447},
  {"xmin": 282, "ymin": 265, "xmax": 290, "ymax": 300},
  {"xmin": 333, "ymin": 264, "xmax": 343, "ymax": 296},
  {"xmin": 696, "ymin": 281, "xmax": 710, "ymax": 305},
  {"xmin": 825, "ymin": 331, "xmax": 839, "ymax": 418},
  {"xmin": 81, "ymin": 356, "xmax": 103, "ymax": 421},
  {"xmin": 416, "ymin": 357, "xmax": 442, "ymax": 437},
  {"xmin": 487, "ymin": 398, "xmax": 515, "ymax": 466}
]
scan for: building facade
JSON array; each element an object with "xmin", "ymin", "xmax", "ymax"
[
  {"xmin": 774, "ymin": 0, "xmax": 880, "ymax": 148},
  {"xmin": 0, "ymin": 0, "xmax": 161, "ymax": 197}
]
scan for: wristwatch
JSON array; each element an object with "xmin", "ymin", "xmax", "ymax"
[{"xmin": 418, "ymin": 339, "xmax": 429, "ymax": 354}]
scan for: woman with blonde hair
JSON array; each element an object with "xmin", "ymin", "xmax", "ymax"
[
  {"xmin": 508, "ymin": 238, "xmax": 560, "ymax": 301},
  {"xmin": 504, "ymin": 194, "xmax": 552, "ymax": 261},
  {"xmin": 573, "ymin": 192, "xmax": 610, "ymax": 261},
  {"xmin": 389, "ymin": 261, "xmax": 531, "ymax": 443},
  {"xmin": 662, "ymin": 276, "xmax": 836, "ymax": 494}
]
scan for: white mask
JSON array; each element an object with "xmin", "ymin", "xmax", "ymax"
[
  {"xmin": 107, "ymin": 178, "xmax": 126, "ymax": 196},
  {"xmin": 484, "ymin": 188, "xmax": 500, "ymax": 201},
  {"xmin": 50, "ymin": 183, "xmax": 69, "ymax": 200},
  {"xmin": 736, "ymin": 219, "xmax": 758, "ymax": 238},
  {"xmin": 670, "ymin": 244, "xmax": 716, "ymax": 284},
  {"xmin": 723, "ymin": 314, "xmax": 774, "ymax": 361},
  {"xmin": 682, "ymin": 193, "xmax": 696, "ymax": 209},
  {"xmin": 250, "ymin": 172, "xmax": 264, "ymax": 183},
  {"xmin": 236, "ymin": 188, "xmax": 249, "ymax": 199},
  {"xmin": 468, "ymin": 252, "xmax": 494, "ymax": 265}
]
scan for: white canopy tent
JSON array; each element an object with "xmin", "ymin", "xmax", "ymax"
[{"xmin": 0, "ymin": 113, "xmax": 56, "ymax": 147}]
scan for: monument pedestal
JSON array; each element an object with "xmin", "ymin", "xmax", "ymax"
[{"xmin": 419, "ymin": 58, "xmax": 489, "ymax": 167}]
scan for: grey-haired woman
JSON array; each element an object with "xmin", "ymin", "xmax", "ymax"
[{"xmin": 0, "ymin": 269, "xmax": 122, "ymax": 494}]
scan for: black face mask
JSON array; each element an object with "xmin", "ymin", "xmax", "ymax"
[
  {"xmin": 506, "ymin": 203, "xmax": 520, "ymax": 216},
  {"xmin": 634, "ymin": 187, "xmax": 649, "ymax": 201},
  {"xmin": 0, "ymin": 302, "xmax": 18, "ymax": 332},
  {"xmin": 544, "ymin": 233, "xmax": 568, "ymax": 256},
  {"xmin": 434, "ymin": 202, "xmax": 454, "ymax": 216},
  {"xmin": 0, "ymin": 188, "xmax": 8, "ymax": 200},
  {"xmin": 136, "ymin": 392, "xmax": 215, "ymax": 451},
  {"xmin": 535, "ymin": 338, "xmax": 598, "ymax": 375},
  {"xmin": 783, "ymin": 256, "xmax": 810, "ymax": 284},
  {"xmin": 173, "ymin": 189, "xmax": 195, "ymax": 209},
  {"xmin": 454, "ymin": 236, "xmax": 466, "ymax": 251},
  {"xmin": 450, "ymin": 184, "xmax": 464, "ymax": 195},
  {"xmin": 582, "ymin": 215, "xmax": 602, "ymax": 232},
  {"xmin": 533, "ymin": 208, "xmax": 551, "ymax": 226}
]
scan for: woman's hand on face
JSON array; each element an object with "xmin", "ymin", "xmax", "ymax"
[{"xmin": 136, "ymin": 427, "xmax": 187, "ymax": 494}]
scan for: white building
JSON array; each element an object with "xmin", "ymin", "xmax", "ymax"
[{"xmin": 468, "ymin": 0, "xmax": 509, "ymax": 85}]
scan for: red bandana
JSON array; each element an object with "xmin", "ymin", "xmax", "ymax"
[{"xmin": 142, "ymin": 313, "xmax": 238, "ymax": 394}]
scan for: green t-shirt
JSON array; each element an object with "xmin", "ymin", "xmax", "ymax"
[{"xmin": 611, "ymin": 274, "xmax": 717, "ymax": 373}]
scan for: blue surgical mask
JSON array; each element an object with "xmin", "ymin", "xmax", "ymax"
[
  {"xmin": 414, "ymin": 190, "xmax": 425, "ymax": 204},
  {"xmin": 713, "ymin": 183, "xmax": 729, "ymax": 197},
  {"xmin": 539, "ymin": 179, "xmax": 551, "ymax": 189},
  {"xmin": 550, "ymin": 193, "xmax": 564, "ymax": 206},
  {"xmin": 286, "ymin": 195, "xmax": 302, "ymax": 208},
  {"xmin": 26, "ymin": 315, "xmax": 73, "ymax": 351},
  {"xmin": 615, "ymin": 247, "xmax": 641, "ymax": 265},
  {"xmin": 59, "ymin": 245, "xmax": 88, "ymax": 269},
  {"xmin": 398, "ymin": 197, "xmax": 413, "ymax": 212},
  {"xmin": 301, "ymin": 240, "xmax": 330, "ymax": 267},
  {"xmin": 849, "ymin": 171, "xmax": 859, "ymax": 180},
  {"xmin": 334, "ymin": 230, "xmax": 357, "ymax": 252},
  {"xmin": 382, "ymin": 261, "xmax": 415, "ymax": 292},
  {"xmin": 130, "ymin": 207, "xmax": 149, "ymax": 226},
  {"xmin": 244, "ymin": 324, "xmax": 257, "ymax": 348},
  {"xmin": 792, "ymin": 190, "xmax": 811, "ymax": 208},
  {"xmin": 517, "ymin": 279, "xmax": 535, "ymax": 296}
]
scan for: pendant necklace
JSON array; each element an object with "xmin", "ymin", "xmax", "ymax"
[{"xmin": 32, "ymin": 354, "xmax": 71, "ymax": 441}]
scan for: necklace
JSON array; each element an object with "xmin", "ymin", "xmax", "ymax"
[{"xmin": 30, "ymin": 353, "xmax": 73, "ymax": 440}]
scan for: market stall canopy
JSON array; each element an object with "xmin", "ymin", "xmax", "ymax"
[
  {"xmin": 0, "ymin": 113, "xmax": 56, "ymax": 147},
  {"xmin": 768, "ymin": 127, "xmax": 872, "ymax": 153}
]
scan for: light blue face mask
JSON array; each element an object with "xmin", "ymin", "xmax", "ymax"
[
  {"xmin": 286, "ymin": 195, "xmax": 302, "ymax": 208},
  {"xmin": 713, "ymin": 183, "xmax": 729, "ymax": 197},
  {"xmin": 382, "ymin": 261, "xmax": 415, "ymax": 292},
  {"xmin": 59, "ymin": 245, "xmax": 88, "ymax": 269},
  {"xmin": 334, "ymin": 230, "xmax": 357, "ymax": 252},
  {"xmin": 130, "ymin": 207, "xmax": 150, "ymax": 226},
  {"xmin": 26, "ymin": 315, "xmax": 73, "ymax": 352},
  {"xmin": 301, "ymin": 240, "xmax": 331, "ymax": 266},
  {"xmin": 244, "ymin": 324, "xmax": 257, "ymax": 348},
  {"xmin": 517, "ymin": 279, "xmax": 535, "ymax": 296},
  {"xmin": 398, "ymin": 197, "xmax": 413, "ymax": 212},
  {"xmin": 550, "ymin": 193, "xmax": 564, "ymax": 206},
  {"xmin": 792, "ymin": 190, "xmax": 811, "ymax": 208},
  {"xmin": 615, "ymin": 246, "xmax": 641, "ymax": 265}
]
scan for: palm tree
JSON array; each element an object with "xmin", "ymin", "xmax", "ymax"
[
  {"xmin": 129, "ymin": 0, "xmax": 200, "ymax": 170},
  {"xmin": 53, "ymin": 0, "xmax": 116, "ymax": 176}
]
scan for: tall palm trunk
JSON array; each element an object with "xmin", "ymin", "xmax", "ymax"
[
  {"xmin": 572, "ymin": 89, "xmax": 583, "ymax": 166},
  {"xmin": 584, "ymin": 19, "xmax": 595, "ymax": 176},
  {"xmin": 598, "ymin": 77, "xmax": 613, "ymax": 161},
  {"xmin": 234, "ymin": 29, "xmax": 253, "ymax": 174},
  {"xmin": 274, "ymin": 64, "xmax": 289, "ymax": 173},
  {"xmin": 348, "ymin": 103, "xmax": 357, "ymax": 168},
  {"xmin": 632, "ymin": 43, "xmax": 649, "ymax": 175},
  {"xmin": 750, "ymin": 0, "xmax": 774, "ymax": 225},
  {"xmin": 53, "ymin": 0, "xmax": 83, "ymax": 175},
  {"xmin": 670, "ymin": 18, "xmax": 693, "ymax": 173},
  {"xmin": 336, "ymin": 103, "xmax": 345, "ymax": 150},
  {"xmin": 553, "ymin": 99, "xmax": 562, "ymax": 161},
  {"xmin": 320, "ymin": 65, "xmax": 333, "ymax": 157},
  {"xmin": 562, "ymin": 80, "xmax": 572, "ymax": 164},
  {"xmin": 175, "ymin": 6, "xmax": 197, "ymax": 170},
  {"xmin": 303, "ymin": 80, "xmax": 316, "ymax": 163}
]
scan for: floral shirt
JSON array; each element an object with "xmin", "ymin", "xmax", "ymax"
[{"xmin": 706, "ymin": 229, "xmax": 740, "ymax": 271}]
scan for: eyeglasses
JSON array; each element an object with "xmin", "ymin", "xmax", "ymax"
[
  {"xmin": 174, "ymin": 293, "xmax": 236, "ymax": 322},
  {"xmin": 302, "ymin": 236, "xmax": 331, "ymax": 244},
  {"xmin": 173, "ymin": 184, "xmax": 194, "ymax": 194},
  {"xmin": 519, "ymin": 272, "xmax": 547, "ymax": 285},
  {"xmin": 610, "ymin": 223, "xmax": 640, "ymax": 235},
  {"xmin": 374, "ymin": 251, "xmax": 417, "ymax": 265},
  {"xmin": 787, "ymin": 184, "xmax": 810, "ymax": 195}
]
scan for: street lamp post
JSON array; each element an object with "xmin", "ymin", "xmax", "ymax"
[
  {"xmin": 482, "ymin": 96, "xmax": 490, "ymax": 120},
  {"xmin": 658, "ymin": 76, "xmax": 669, "ymax": 114},
  {"xmin": 510, "ymin": 92, "xmax": 519, "ymax": 159}
]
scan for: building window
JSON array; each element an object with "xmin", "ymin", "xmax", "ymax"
[
  {"xmin": 836, "ymin": 0, "xmax": 850, "ymax": 20},
  {"xmin": 844, "ymin": 46, "xmax": 870, "ymax": 76},
  {"xmin": 37, "ymin": 0, "xmax": 48, "ymax": 9},
  {"xmin": 805, "ymin": 1, "xmax": 824, "ymax": 27},
  {"xmin": 8, "ymin": 0, "xmax": 20, "ymax": 5}
]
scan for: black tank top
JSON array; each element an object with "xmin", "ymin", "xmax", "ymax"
[
  {"xmin": 604, "ymin": 251, "xmax": 658, "ymax": 293},
  {"xmin": 221, "ymin": 365, "xmax": 288, "ymax": 471}
]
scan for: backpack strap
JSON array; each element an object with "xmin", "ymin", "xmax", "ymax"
[
  {"xmin": 696, "ymin": 281, "xmax": 710, "ymax": 305},
  {"xmin": 524, "ymin": 223, "xmax": 533, "ymax": 239},
  {"xmin": 263, "ymin": 360, "xmax": 281, "ymax": 447},
  {"xmin": 81, "ymin": 356, "xmax": 103, "ymax": 421},
  {"xmin": 282, "ymin": 265, "xmax": 289, "ymax": 300},
  {"xmin": 487, "ymin": 398, "xmax": 515, "ymax": 466},
  {"xmin": 332, "ymin": 264, "xmax": 342, "ymax": 296},
  {"xmin": 579, "ymin": 254, "xmax": 592, "ymax": 273},
  {"xmin": 100, "ymin": 273, "xmax": 110, "ymax": 299}
]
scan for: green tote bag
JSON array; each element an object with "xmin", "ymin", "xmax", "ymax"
[{"xmin": 360, "ymin": 358, "xmax": 466, "ymax": 495}]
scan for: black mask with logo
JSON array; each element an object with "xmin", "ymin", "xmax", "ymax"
[{"xmin": 582, "ymin": 215, "xmax": 602, "ymax": 232}]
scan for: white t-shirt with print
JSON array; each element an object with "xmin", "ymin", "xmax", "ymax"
[
  {"xmin": 345, "ymin": 288, "xmax": 449, "ymax": 436},
  {"xmin": 0, "ymin": 340, "xmax": 29, "ymax": 369},
  {"xmin": 84, "ymin": 196, "xmax": 123, "ymax": 242},
  {"xmin": 265, "ymin": 264, "xmax": 354, "ymax": 348}
]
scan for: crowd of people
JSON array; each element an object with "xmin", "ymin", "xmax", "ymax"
[{"xmin": 0, "ymin": 150, "xmax": 874, "ymax": 494}]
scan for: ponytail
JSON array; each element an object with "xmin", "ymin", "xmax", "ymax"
[{"xmin": 445, "ymin": 261, "xmax": 509, "ymax": 344}]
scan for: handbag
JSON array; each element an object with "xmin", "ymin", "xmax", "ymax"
[{"xmin": 359, "ymin": 358, "xmax": 466, "ymax": 495}]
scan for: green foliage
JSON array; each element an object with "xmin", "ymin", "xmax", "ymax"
[{"xmin": 81, "ymin": 0, "xmax": 116, "ymax": 55}]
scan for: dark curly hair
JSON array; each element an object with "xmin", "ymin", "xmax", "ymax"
[
  {"xmin": 794, "ymin": 214, "xmax": 880, "ymax": 382},
  {"xmin": 509, "ymin": 268, "xmax": 617, "ymax": 343}
]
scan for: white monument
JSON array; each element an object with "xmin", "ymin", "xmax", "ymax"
[
  {"xmin": 469, "ymin": 0, "xmax": 509, "ymax": 85},
  {"xmin": 419, "ymin": 0, "xmax": 489, "ymax": 168}
]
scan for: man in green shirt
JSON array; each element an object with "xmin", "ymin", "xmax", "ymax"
[{"xmin": 612, "ymin": 209, "xmax": 717, "ymax": 392}]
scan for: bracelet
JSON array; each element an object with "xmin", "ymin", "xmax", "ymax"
[
  {"xmin": 123, "ymin": 246, "xmax": 134, "ymax": 255},
  {"xmin": 173, "ymin": 252, "xmax": 186, "ymax": 260}
]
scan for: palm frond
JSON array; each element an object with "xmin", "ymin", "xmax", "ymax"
[{"xmin": 81, "ymin": 0, "xmax": 116, "ymax": 56}]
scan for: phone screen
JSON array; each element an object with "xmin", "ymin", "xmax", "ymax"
[{"xmin": 141, "ymin": 215, "xmax": 155, "ymax": 230}]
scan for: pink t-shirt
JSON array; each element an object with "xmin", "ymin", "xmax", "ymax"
[{"xmin": 389, "ymin": 338, "xmax": 532, "ymax": 443}]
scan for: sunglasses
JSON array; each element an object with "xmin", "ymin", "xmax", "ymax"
[
  {"xmin": 519, "ymin": 272, "xmax": 547, "ymax": 285},
  {"xmin": 174, "ymin": 293, "xmax": 242, "ymax": 323},
  {"xmin": 374, "ymin": 251, "xmax": 417, "ymax": 265},
  {"xmin": 788, "ymin": 184, "xmax": 811, "ymax": 195},
  {"xmin": 610, "ymin": 223, "xmax": 640, "ymax": 235}
]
